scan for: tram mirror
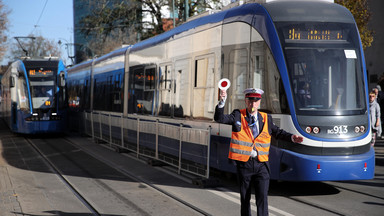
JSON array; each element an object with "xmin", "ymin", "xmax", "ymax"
[
  {"xmin": 10, "ymin": 76, "xmax": 15, "ymax": 88},
  {"xmin": 59, "ymin": 72, "xmax": 65, "ymax": 87}
]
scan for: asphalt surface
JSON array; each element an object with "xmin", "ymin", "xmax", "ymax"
[{"xmin": 1, "ymin": 118, "xmax": 383, "ymax": 216}]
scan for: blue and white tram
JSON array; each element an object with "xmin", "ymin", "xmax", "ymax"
[
  {"xmin": 1, "ymin": 57, "xmax": 67, "ymax": 134},
  {"xmin": 67, "ymin": 0, "xmax": 374, "ymax": 181}
]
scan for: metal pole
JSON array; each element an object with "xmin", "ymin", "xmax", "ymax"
[
  {"xmin": 121, "ymin": 114, "xmax": 124, "ymax": 148},
  {"xmin": 91, "ymin": 112, "xmax": 94, "ymax": 140},
  {"xmin": 178, "ymin": 123, "xmax": 183, "ymax": 175},
  {"xmin": 83, "ymin": 112, "xmax": 86, "ymax": 135},
  {"xmin": 172, "ymin": 0, "xmax": 176, "ymax": 28},
  {"xmin": 109, "ymin": 114, "xmax": 112, "ymax": 146},
  {"xmin": 185, "ymin": 0, "xmax": 189, "ymax": 21},
  {"xmin": 137, "ymin": 118, "xmax": 140, "ymax": 158},
  {"xmin": 99, "ymin": 113, "xmax": 102, "ymax": 140},
  {"xmin": 156, "ymin": 119, "xmax": 159, "ymax": 159},
  {"xmin": 206, "ymin": 126, "xmax": 212, "ymax": 179}
]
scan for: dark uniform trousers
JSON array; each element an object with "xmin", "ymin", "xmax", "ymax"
[
  {"xmin": 236, "ymin": 157, "xmax": 269, "ymax": 216},
  {"xmin": 214, "ymin": 106, "xmax": 293, "ymax": 216}
]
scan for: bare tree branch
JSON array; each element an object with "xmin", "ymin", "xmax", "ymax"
[{"xmin": 0, "ymin": 0, "xmax": 10, "ymax": 61}]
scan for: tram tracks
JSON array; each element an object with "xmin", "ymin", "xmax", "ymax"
[
  {"xmin": 25, "ymin": 135, "xmax": 207, "ymax": 216},
  {"xmin": 268, "ymin": 178, "xmax": 384, "ymax": 216},
  {"xmin": 63, "ymin": 139, "xmax": 212, "ymax": 216},
  {"xmin": 26, "ymin": 138, "xmax": 102, "ymax": 216},
  {"xmin": 22, "ymin": 134, "xmax": 383, "ymax": 216},
  {"xmin": 61, "ymin": 136, "xmax": 211, "ymax": 216}
]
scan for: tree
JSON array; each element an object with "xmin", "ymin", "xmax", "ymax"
[
  {"xmin": 173, "ymin": 0, "xmax": 223, "ymax": 24},
  {"xmin": 0, "ymin": 0, "xmax": 10, "ymax": 61},
  {"xmin": 140, "ymin": 0, "xmax": 168, "ymax": 39},
  {"xmin": 78, "ymin": 0, "xmax": 225, "ymax": 53},
  {"xmin": 79, "ymin": 1, "xmax": 140, "ymax": 43},
  {"xmin": 8, "ymin": 34, "xmax": 61, "ymax": 61},
  {"xmin": 335, "ymin": 0, "xmax": 374, "ymax": 49},
  {"xmin": 78, "ymin": 0, "xmax": 141, "ymax": 59},
  {"xmin": 141, "ymin": 0, "xmax": 223, "ymax": 38}
]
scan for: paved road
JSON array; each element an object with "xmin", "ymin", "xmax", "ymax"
[{"xmin": 1, "ymin": 118, "xmax": 383, "ymax": 215}]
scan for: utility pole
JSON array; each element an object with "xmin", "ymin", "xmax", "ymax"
[
  {"xmin": 185, "ymin": 0, "xmax": 189, "ymax": 21},
  {"xmin": 172, "ymin": 0, "xmax": 176, "ymax": 28}
]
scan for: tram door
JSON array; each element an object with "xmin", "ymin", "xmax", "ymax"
[{"xmin": 174, "ymin": 59, "xmax": 191, "ymax": 118}]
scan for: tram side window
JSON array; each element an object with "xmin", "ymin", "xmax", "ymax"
[
  {"xmin": 128, "ymin": 67, "xmax": 144, "ymax": 114},
  {"xmin": 143, "ymin": 67, "xmax": 155, "ymax": 114},
  {"xmin": 265, "ymin": 47, "xmax": 288, "ymax": 114},
  {"xmin": 18, "ymin": 77, "xmax": 30, "ymax": 112},
  {"xmin": 250, "ymin": 41, "xmax": 289, "ymax": 114},
  {"xmin": 92, "ymin": 73, "xmax": 120, "ymax": 112},
  {"xmin": 78, "ymin": 80, "xmax": 84, "ymax": 109},
  {"xmin": 113, "ymin": 73, "xmax": 123, "ymax": 112},
  {"xmin": 93, "ymin": 75, "xmax": 108, "ymax": 111},
  {"xmin": 158, "ymin": 65, "xmax": 172, "ymax": 116},
  {"xmin": 58, "ymin": 71, "xmax": 66, "ymax": 109},
  {"xmin": 107, "ymin": 75, "xmax": 113, "ymax": 111},
  {"xmin": 84, "ymin": 79, "xmax": 90, "ymax": 110},
  {"xmin": 228, "ymin": 49, "xmax": 248, "ymax": 111},
  {"xmin": 93, "ymin": 78, "xmax": 99, "ymax": 110},
  {"xmin": 68, "ymin": 80, "xmax": 77, "ymax": 109},
  {"xmin": 193, "ymin": 55, "xmax": 215, "ymax": 119},
  {"xmin": 76, "ymin": 80, "xmax": 82, "ymax": 109},
  {"xmin": 93, "ymin": 77, "xmax": 101, "ymax": 110}
]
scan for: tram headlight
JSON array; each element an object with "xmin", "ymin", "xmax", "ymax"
[
  {"xmin": 355, "ymin": 125, "xmax": 365, "ymax": 133},
  {"xmin": 305, "ymin": 126, "xmax": 320, "ymax": 134}
]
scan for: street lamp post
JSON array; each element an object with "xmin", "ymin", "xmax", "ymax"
[{"xmin": 58, "ymin": 39, "xmax": 75, "ymax": 66}]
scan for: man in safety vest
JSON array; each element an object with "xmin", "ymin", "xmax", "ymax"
[{"xmin": 214, "ymin": 88, "xmax": 303, "ymax": 216}]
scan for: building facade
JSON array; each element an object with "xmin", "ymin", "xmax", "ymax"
[{"xmin": 365, "ymin": 0, "xmax": 384, "ymax": 90}]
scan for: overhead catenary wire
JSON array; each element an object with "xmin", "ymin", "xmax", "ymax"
[{"xmin": 30, "ymin": 0, "xmax": 49, "ymax": 35}]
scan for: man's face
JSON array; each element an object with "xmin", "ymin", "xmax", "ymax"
[{"xmin": 245, "ymin": 98, "xmax": 261, "ymax": 113}]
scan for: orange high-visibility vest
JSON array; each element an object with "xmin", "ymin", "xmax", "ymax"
[{"xmin": 228, "ymin": 109, "xmax": 271, "ymax": 162}]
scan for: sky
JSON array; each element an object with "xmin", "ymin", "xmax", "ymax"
[{"xmin": 2, "ymin": 0, "xmax": 73, "ymax": 65}]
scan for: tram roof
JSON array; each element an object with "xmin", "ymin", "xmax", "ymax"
[
  {"xmin": 129, "ymin": 1, "xmax": 353, "ymax": 53},
  {"xmin": 67, "ymin": 58, "xmax": 93, "ymax": 72},
  {"xmin": 264, "ymin": 1, "xmax": 355, "ymax": 23},
  {"xmin": 22, "ymin": 58, "xmax": 61, "ymax": 67}
]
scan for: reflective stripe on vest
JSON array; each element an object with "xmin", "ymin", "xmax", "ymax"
[{"xmin": 228, "ymin": 109, "xmax": 271, "ymax": 162}]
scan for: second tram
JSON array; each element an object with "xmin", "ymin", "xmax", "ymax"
[{"xmin": 1, "ymin": 57, "xmax": 67, "ymax": 134}]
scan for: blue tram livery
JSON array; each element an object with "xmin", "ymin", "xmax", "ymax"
[
  {"xmin": 1, "ymin": 57, "xmax": 67, "ymax": 134},
  {"xmin": 67, "ymin": 0, "xmax": 374, "ymax": 181}
]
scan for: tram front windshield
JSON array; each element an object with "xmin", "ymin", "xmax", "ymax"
[
  {"xmin": 276, "ymin": 22, "xmax": 366, "ymax": 116},
  {"xmin": 27, "ymin": 66, "xmax": 56, "ymax": 109}
]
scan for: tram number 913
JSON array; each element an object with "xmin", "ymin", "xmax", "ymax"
[{"xmin": 327, "ymin": 125, "xmax": 348, "ymax": 134}]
